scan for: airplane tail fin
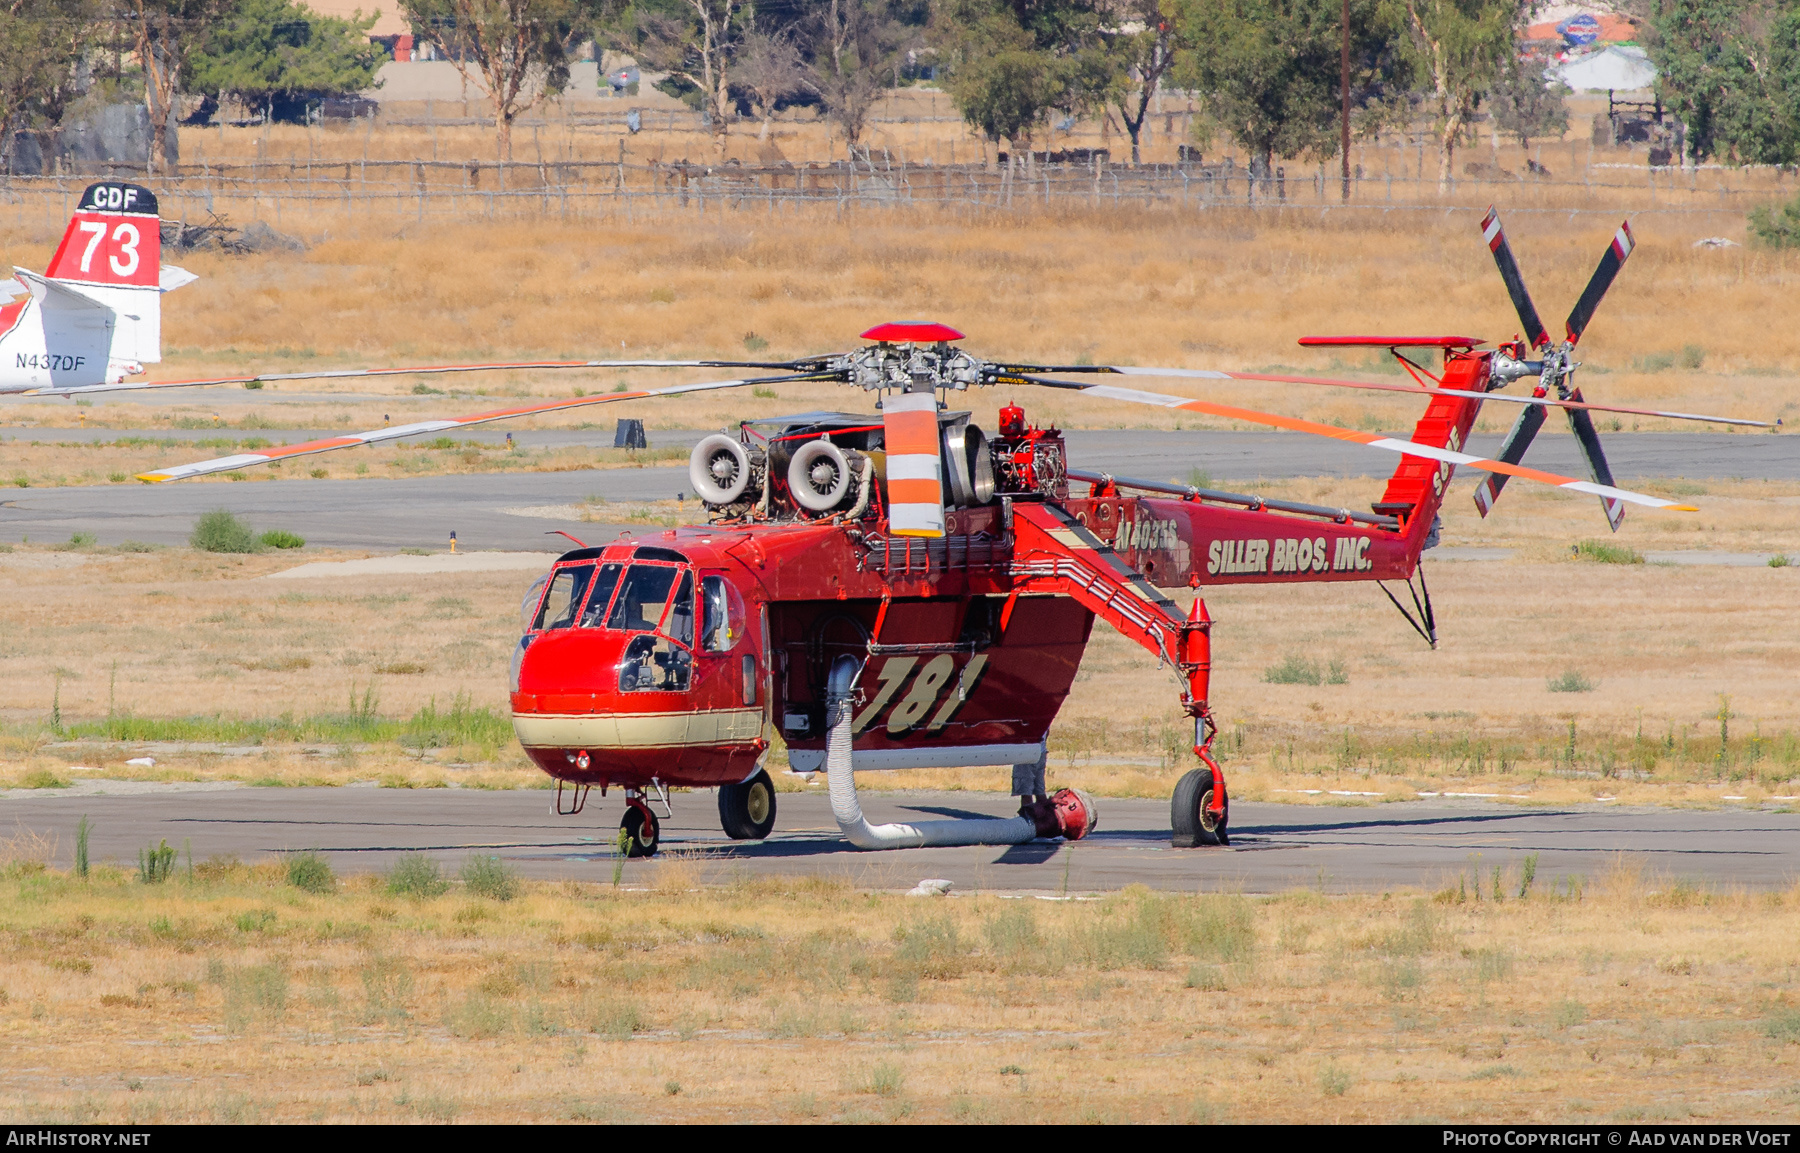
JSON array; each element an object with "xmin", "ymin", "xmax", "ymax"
[{"xmin": 40, "ymin": 181, "xmax": 193, "ymax": 366}]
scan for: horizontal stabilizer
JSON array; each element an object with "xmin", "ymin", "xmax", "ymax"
[{"xmin": 16, "ymin": 268, "xmax": 111, "ymax": 312}]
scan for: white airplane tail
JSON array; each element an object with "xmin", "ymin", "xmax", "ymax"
[{"xmin": 0, "ymin": 181, "xmax": 195, "ymax": 393}]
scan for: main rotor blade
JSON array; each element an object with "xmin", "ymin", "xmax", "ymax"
[
  {"xmin": 1565, "ymin": 221, "xmax": 1636, "ymax": 346},
  {"xmin": 1564, "ymin": 389, "xmax": 1627, "ymax": 531},
  {"xmin": 31, "ymin": 357, "xmax": 816, "ymax": 397},
  {"xmin": 1023, "ymin": 366, "xmax": 1769, "ymax": 427},
  {"xmin": 1481, "ymin": 207, "xmax": 1551, "ymax": 351},
  {"xmin": 1012, "ymin": 375, "xmax": 1698, "ymax": 514},
  {"xmin": 135, "ymin": 371, "xmax": 834, "ymax": 483},
  {"xmin": 1471, "ymin": 403, "xmax": 1547, "ymax": 519}
]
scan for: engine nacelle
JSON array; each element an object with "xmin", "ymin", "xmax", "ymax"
[
  {"xmin": 695, "ymin": 409, "xmax": 1066, "ymax": 524},
  {"xmin": 689, "ymin": 434, "xmax": 763, "ymax": 506}
]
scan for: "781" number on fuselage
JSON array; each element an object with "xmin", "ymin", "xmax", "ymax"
[{"xmin": 853, "ymin": 653, "xmax": 990, "ymax": 736}]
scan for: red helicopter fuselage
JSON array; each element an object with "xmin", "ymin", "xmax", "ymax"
[{"xmin": 511, "ymin": 368, "xmax": 1483, "ymax": 793}]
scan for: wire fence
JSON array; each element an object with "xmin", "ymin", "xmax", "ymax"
[{"xmin": 0, "ymin": 152, "xmax": 1786, "ymax": 232}]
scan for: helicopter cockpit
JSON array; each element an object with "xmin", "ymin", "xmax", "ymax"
[{"xmin": 516, "ymin": 546, "xmax": 748, "ymax": 697}]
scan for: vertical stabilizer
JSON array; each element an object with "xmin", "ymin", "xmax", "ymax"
[
  {"xmin": 42, "ymin": 181, "xmax": 183, "ymax": 366},
  {"xmin": 46, "ymin": 182, "xmax": 162, "ymax": 288}
]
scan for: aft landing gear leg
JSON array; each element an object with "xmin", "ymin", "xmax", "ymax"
[
  {"xmin": 1172, "ymin": 594, "xmax": 1229, "ymax": 847},
  {"xmin": 621, "ymin": 791, "xmax": 660, "ymax": 858},
  {"xmin": 1011, "ymin": 745, "xmax": 1048, "ymax": 816},
  {"xmin": 1172, "ymin": 714, "xmax": 1230, "ymax": 848}
]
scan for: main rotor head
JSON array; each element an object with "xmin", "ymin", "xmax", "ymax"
[{"xmin": 828, "ymin": 322, "xmax": 989, "ymax": 394}]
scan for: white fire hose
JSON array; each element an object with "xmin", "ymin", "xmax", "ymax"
[{"xmin": 823, "ymin": 654, "xmax": 1096, "ymax": 850}]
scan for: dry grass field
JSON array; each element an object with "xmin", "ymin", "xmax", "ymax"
[
  {"xmin": 0, "ymin": 849, "xmax": 1797, "ymax": 1123},
  {"xmin": 2, "ymin": 141, "xmax": 1798, "ymax": 453}
]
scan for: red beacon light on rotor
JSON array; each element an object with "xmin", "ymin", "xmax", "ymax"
[{"xmin": 859, "ymin": 321, "xmax": 966, "ymax": 344}]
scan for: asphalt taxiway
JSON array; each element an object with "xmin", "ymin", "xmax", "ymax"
[
  {"xmin": 3, "ymin": 786, "xmax": 1795, "ymax": 893},
  {"xmin": 1, "ymin": 430, "xmax": 1788, "ymax": 552}
]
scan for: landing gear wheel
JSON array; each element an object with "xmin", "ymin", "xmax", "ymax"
[
  {"xmin": 621, "ymin": 803, "xmax": 660, "ymax": 858},
  {"xmin": 1171, "ymin": 768, "xmax": 1229, "ymax": 848},
  {"xmin": 718, "ymin": 769, "xmax": 778, "ymax": 840}
]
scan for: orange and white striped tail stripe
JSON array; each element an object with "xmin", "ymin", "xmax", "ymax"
[{"xmin": 882, "ymin": 392, "xmax": 944, "ymax": 538}]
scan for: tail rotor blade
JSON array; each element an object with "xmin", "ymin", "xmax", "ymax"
[
  {"xmin": 1564, "ymin": 389, "xmax": 1627, "ymax": 531},
  {"xmin": 1472, "ymin": 402, "xmax": 1548, "ymax": 519},
  {"xmin": 1565, "ymin": 221, "xmax": 1636, "ymax": 347},
  {"xmin": 881, "ymin": 391, "xmax": 946, "ymax": 538},
  {"xmin": 1481, "ymin": 207, "xmax": 1550, "ymax": 350}
]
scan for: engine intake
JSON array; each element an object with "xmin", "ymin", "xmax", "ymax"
[{"xmin": 689, "ymin": 434, "xmax": 761, "ymax": 506}]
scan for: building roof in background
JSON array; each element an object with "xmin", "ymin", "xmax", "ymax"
[
  {"xmin": 1555, "ymin": 44, "xmax": 1658, "ymax": 91},
  {"xmin": 304, "ymin": 0, "xmax": 408, "ymax": 38}
]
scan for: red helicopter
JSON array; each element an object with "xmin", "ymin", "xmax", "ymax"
[{"xmin": 111, "ymin": 199, "xmax": 1765, "ymax": 857}]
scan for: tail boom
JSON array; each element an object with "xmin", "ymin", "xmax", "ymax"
[{"xmin": 1067, "ymin": 355, "xmax": 1492, "ymax": 588}]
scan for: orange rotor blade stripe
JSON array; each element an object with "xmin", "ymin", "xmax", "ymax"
[
  {"xmin": 134, "ymin": 377, "xmax": 816, "ymax": 483},
  {"xmin": 1060, "ymin": 382, "xmax": 1698, "ymax": 513}
]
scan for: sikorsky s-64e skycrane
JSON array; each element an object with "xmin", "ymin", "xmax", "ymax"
[{"xmin": 35, "ymin": 182, "xmax": 1756, "ymax": 857}]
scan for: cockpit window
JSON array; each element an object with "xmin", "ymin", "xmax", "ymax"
[
  {"xmin": 531, "ymin": 564, "xmax": 594, "ymax": 631},
  {"xmin": 668, "ymin": 570, "xmax": 694, "ymax": 647},
  {"xmin": 577, "ymin": 563, "xmax": 624, "ymax": 628},
  {"xmin": 519, "ymin": 573, "xmax": 549, "ymax": 632},
  {"xmin": 605, "ymin": 565, "xmax": 679, "ymax": 632},
  {"xmin": 618, "ymin": 634, "xmax": 692, "ymax": 692},
  {"xmin": 701, "ymin": 575, "xmax": 744, "ymax": 652}
]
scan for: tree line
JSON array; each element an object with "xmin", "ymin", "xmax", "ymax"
[
  {"xmin": 1, "ymin": 0, "xmax": 1795, "ymax": 179},
  {"xmin": 0, "ymin": 0, "xmax": 386, "ymax": 171}
]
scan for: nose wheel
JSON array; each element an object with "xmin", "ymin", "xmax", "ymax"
[
  {"xmin": 1171, "ymin": 766, "xmax": 1229, "ymax": 847},
  {"xmin": 718, "ymin": 768, "xmax": 777, "ymax": 840},
  {"xmin": 621, "ymin": 799, "xmax": 660, "ymax": 857}
]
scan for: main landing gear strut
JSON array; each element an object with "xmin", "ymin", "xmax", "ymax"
[
  {"xmin": 1006, "ymin": 501, "xmax": 1230, "ymax": 850},
  {"xmin": 1171, "ymin": 713, "xmax": 1230, "ymax": 848},
  {"xmin": 1172, "ymin": 597, "xmax": 1230, "ymax": 847},
  {"xmin": 719, "ymin": 768, "xmax": 778, "ymax": 841}
]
